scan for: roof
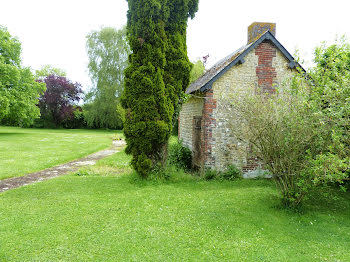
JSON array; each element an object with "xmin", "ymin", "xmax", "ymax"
[{"xmin": 186, "ymin": 30, "xmax": 304, "ymax": 94}]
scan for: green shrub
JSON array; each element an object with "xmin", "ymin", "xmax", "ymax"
[
  {"xmin": 75, "ymin": 170, "xmax": 95, "ymax": 176},
  {"xmin": 147, "ymin": 164, "xmax": 171, "ymax": 181},
  {"xmin": 204, "ymin": 169, "xmax": 218, "ymax": 180},
  {"xmin": 168, "ymin": 140, "xmax": 192, "ymax": 171},
  {"xmin": 220, "ymin": 165, "xmax": 242, "ymax": 180},
  {"xmin": 203, "ymin": 165, "xmax": 242, "ymax": 181},
  {"xmin": 343, "ymin": 170, "xmax": 350, "ymax": 190}
]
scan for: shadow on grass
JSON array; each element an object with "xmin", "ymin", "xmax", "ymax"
[
  {"xmin": 269, "ymin": 185, "xmax": 350, "ymax": 216},
  {"xmin": 305, "ymin": 187, "xmax": 350, "ymax": 213},
  {"xmin": 127, "ymin": 171, "xmax": 350, "ymax": 216},
  {"xmin": 0, "ymin": 132, "xmax": 28, "ymax": 136},
  {"xmin": 128, "ymin": 171, "xmax": 273, "ymax": 190}
]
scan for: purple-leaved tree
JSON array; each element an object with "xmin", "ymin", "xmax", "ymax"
[{"xmin": 38, "ymin": 75, "xmax": 83, "ymax": 128}]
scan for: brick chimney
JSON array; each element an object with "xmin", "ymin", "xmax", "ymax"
[{"xmin": 248, "ymin": 22, "xmax": 276, "ymax": 44}]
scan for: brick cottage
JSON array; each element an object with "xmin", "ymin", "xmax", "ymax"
[{"xmin": 179, "ymin": 22, "xmax": 303, "ymax": 174}]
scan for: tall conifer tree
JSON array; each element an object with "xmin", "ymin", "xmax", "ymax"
[
  {"xmin": 164, "ymin": 0, "xmax": 199, "ymax": 124},
  {"xmin": 122, "ymin": 0, "xmax": 199, "ymax": 177}
]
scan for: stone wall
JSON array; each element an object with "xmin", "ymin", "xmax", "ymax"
[
  {"xmin": 211, "ymin": 50, "xmax": 258, "ymax": 170},
  {"xmin": 178, "ymin": 96, "xmax": 204, "ymax": 150},
  {"xmin": 273, "ymin": 48, "xmax": 296, "ymax": 89}
]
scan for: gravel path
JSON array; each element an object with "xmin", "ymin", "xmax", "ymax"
[{"xmin": 0, "ymin": 140, "xmax": 126, "ymax": 193}]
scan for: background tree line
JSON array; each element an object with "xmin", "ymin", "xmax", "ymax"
[
  {"xmin": 0, "ymin": 25, "xmax": 130, "ymax": 129},
  {"xmin": 0, "ymin": 24, "xmax": 204, "ymax": 130}
]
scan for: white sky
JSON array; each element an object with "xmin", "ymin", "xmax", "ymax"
[{"xmin": 1, "ymin": 0, "xmax": 350, "ymax": 91}]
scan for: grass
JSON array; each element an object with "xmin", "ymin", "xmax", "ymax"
[
  {"xmin": 0, "ymin": 147, "xmax": 350, "ymax": 261},
  {"xmin": 0, "ymin": 126, "xmax": 122, "ymax": 180}
]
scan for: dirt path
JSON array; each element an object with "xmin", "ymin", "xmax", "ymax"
[{"xmin": 0, "ymin": 140, "xmax": 126, "ymax": 193}]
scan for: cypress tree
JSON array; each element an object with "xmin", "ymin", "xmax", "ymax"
[{"xmin": 122, "ymin": 0, "xmax": 199, "ymax": 177}]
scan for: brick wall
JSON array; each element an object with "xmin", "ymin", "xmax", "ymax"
[
  {"xmin": 255, "ymin": 41, "xmax": 277, "ymax": 94},
  {"xmin": 202, "ymin": 90, "xmax": 216, "ymax": 168}
]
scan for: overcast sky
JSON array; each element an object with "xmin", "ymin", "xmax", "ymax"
[{"xmin": 1, "ymin": 0, "xmax": 350, "ymax": 91}]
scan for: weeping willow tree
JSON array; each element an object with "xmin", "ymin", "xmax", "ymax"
[
  {"xmin": 85, "ymin": 26, "xmax": 130, "ymax": 129},
  {"xmin": 121, "ymin": 0, "xmax": 199, "ymax": 177}
]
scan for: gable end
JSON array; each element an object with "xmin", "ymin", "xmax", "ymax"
[{"xmin": 196, "ymin": 31, "xmax": 302, "ymax": 93}]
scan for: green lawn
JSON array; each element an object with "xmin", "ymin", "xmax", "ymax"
[
  {"xmin": 0, "ymin": 126, "xmax": 121, "ymax": 180},
  {"xmin": 1, "ymin": 149, "xmax": 349, "ymax": 261}
]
